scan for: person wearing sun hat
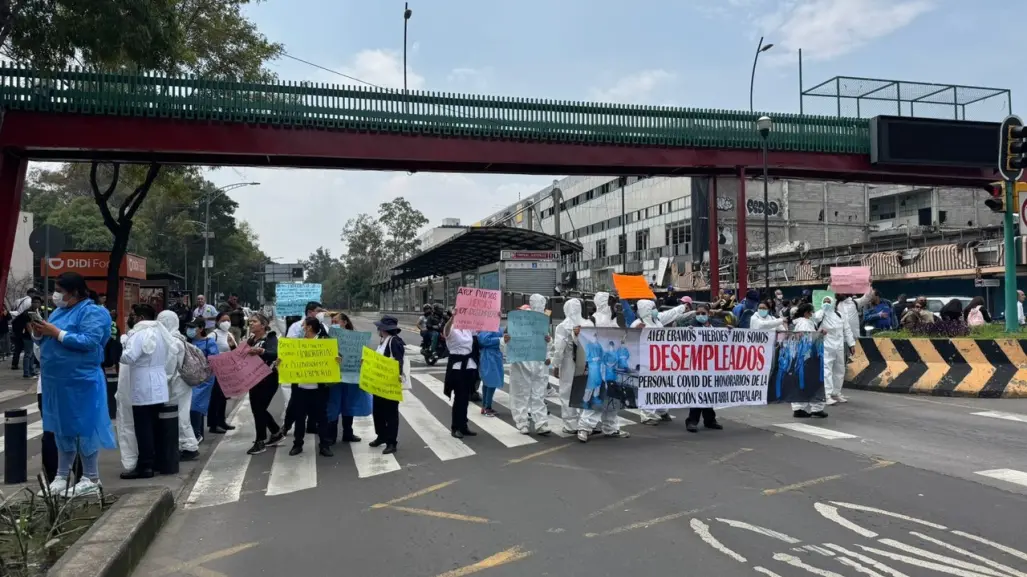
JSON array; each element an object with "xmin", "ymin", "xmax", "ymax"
[{"xmin": 369, "ymin": 315, "xmax": 405, "ymax": 455}]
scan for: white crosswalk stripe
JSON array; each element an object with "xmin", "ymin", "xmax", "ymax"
[
  {"xmin": 772, "ymin": 423, "xmax": 859, "ymax": 440},
  {"xmin": 349, "ymin": 416, "xmax": 401, "ymax": 478},
  {"xmin": 971, "ymin": 410, "xmax": 1027, "ymax": 424},
  {"xmin": 975, "ymin": 469, "xmax": 1027, "ymax": 488},
  {"xmin": 399, "ymin": 390, "xmax": 475, "ymax": 461},
  {"xmin": 185, "ymin": 398, "xmax": 255, "ymax": 509},
  {"xmin": 416, "ymin": 373, "xmax": 536, "ymax": 448}
]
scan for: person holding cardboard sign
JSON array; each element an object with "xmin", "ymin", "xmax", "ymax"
[
  {"xmin": 443, "ymin": 314, "xmax": 479, "ymax": 439},
  {"xmin": 244, "ymin": 314, "xmax": 286, "ymax": 455},
  {"xmin": 369, "ymin": 316, "xmax": 405, "ymax": 455},
  {"xmin": 285, "ymin": 317, "xmax": 335, "ymax": 458}
]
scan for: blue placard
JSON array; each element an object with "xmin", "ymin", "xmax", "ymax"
[
  {"xmin": 329, "ymin": 327, "xmax": 372, "ymax": 383},
  {"xmin": 506, "ymin": 309, "xmax": 550, "ymax": 362},
  {"xmin": 275, "ymin": 283, "xmax": 322, "ymax": 317}
]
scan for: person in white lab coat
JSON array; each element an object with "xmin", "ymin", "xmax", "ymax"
[
  {"xmin": 813, "ymin": 295, "xmax": 855, "ymax": 406},
  {"xmin": 749, "ymin": 300, "xmax": 789, "ymax": 332},
  {"xmin": 505, "ymin": 295, "xmax": 552, "ymax": 435},
  {"xmin": 576, "ymin": 292, "xmax": 630, "ymax": 442},
  {"xmin": 630, "ymin": 299, "xmax": 678, "ymax": 425},
  {"xmin": 836, "ymin": 289, "xmax": 873, "ymax": 341},
  {"xmin": 789, "ymin": 303, "xmax": 827, "ymax": 418},
  {"xmin": 552, "ymin": 299, "xmax": 591, "ymax": 434},
  {"xmin": 157, "ymin": 311, "xmax": 200, "ymax": 461},
  {"xmin": 119, "ymin": 304, "xmax": 175, "ymax": 479}
]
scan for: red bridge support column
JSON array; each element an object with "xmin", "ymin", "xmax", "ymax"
[
  {"xmin": 708, "ymin": 176, "xmax": 719, "ymax": 298},
  {"xmin": 0, "ymin": 153, "xmax": 28, "ymax": 300},
  {"xmin": 736, "ymin": 166, "xmax": 748, "ymax": 298}
]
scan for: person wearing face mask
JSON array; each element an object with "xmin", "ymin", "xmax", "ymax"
[
  {"xmin": 206, "ymin": 312, "xmax": 237, "ymax": 435},
  {"xmin": 187, "ymin": 318, "xmax": 219, "ymax": 443},
  {"xmin": 750, "ymin": 300, "xmax": 789, "ymax": 332},
  {"xmin": 245, "ymin": 313, "xmax": 286, "ymax": 455},
  {"xmin": 789, "ymin": 303, "xmax": 827, "ymax": 418},
  {"xmin": 552, "ymin": 299, "xmax": 591, "ymax": 434},
  {"xmin": 324, "ymin": 313, "xmax": 372, "ymax": 444},
  {"xmin": 503, "ymin": 296, "xmax": 552, "ymax": 435},
  {"xmin": 282, "ymin": 302, "xmax": 326, "ymax": 436},
  {"xmin": 286, "ymin": 317, "xmax": 334, "ymax": 457},
  {"xmin": 836, "ymin": 288, "xmax": 873, "ymax": 340},
  {"xmin": 630, "ymin": 299, "xmax": 673, "ymax": 425},
  {"xmin": 773, "ymin": 290, "xmax": 787, "ymax": 317},
  {"xmin": 813, "ymin": 295, "xmax": 855, "ymax": 407},
  {"xmin": 575, "ymin": 292, "xmax": 630, "ymax": 442},
  {"xmin": 675, "ymin": 304, "xmax": 724, "ymax": 433},
  {"xmin": 29, "ymin": 272, "xmax": 115, "ymax": 497},
  {"xmin": 157, "ymin": 310, "xmax": 200, "ymax": 461}
]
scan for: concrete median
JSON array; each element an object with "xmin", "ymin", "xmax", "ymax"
[{"xmin": 846, "ymin": 337, "xmax": 1027, "ymax": 398}]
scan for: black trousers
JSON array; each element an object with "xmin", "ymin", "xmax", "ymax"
[
  {"xmin": 292, "ymin": 387, "xmax": 329, "ymax": 447},
  {"xmin": 449, "ymin": 371, "xmax": 477, "ymax": 433},
  {"xmin": 10, "ymin": 334, "xmax": 24, "ymax": 368},
  {"xmin": 283, "ymin": 385, "xmax": 318, "ymax": 433},
  {"xmin": 132, "ymin": 403, "xmax": 162, "ymax": 472},
  {"xmin": 190, "ymin": 411, "xmax": 204, "ymax": 440},
  {"xmin": 686, "ymin": 407, "xmax": 717, "ymax": 425},
  {"xmin": 372, "ymin": 396, "xmax": 399, "ymax": 445},
  {"xmin": 208, "ymin": 379, "xmax": 228, "ymax": 430},
  {"xmin": 248, "ymin": 377, "xmax": 280, "ymax": 442}
]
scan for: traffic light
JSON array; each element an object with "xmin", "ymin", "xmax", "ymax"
[
  {"xmin": 999, "ymin": 115, "xmax": 1026, "ymax": 181},
  {"xmin": 984, "ymin": 182, "xmax": 1006, "ymax": 213}
]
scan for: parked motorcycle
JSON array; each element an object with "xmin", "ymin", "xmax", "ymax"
[{"xmin": 421, "ymin": 331, "xmax": 449, "ymax": 366}]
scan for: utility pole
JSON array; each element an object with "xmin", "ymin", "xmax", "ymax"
[
  {"xmin": 201, "ymin": 181, "xmax": 260, "ymax": 298},
  {"xmin": 552, "ymin": 180, "xmax": 562, "ymax": 292},
  {"xmin": 757, "ymin": 116, "xmax": 773, "ymax": 293},
  {"xmin": 998, "ymin": 115, "xmax": 1025, "ymax": 331},
  {"xmin": 403, "ymin": 3, "xmax": 412, "ymax": 93}
]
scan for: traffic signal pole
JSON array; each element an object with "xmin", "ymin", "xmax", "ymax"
[{"xmin": 1004, "ymin": 178, "xmax": 1018, "ymax": 332}]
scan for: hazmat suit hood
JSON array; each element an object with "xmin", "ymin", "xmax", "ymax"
[
  {"xmin": 563, "ymin": 298, "xmax": 585, "ymax": 326},
  {"xmin": 593, "ymin": 292, "xmax": 615, "ymax": 327},
  {"xmin": 529, "ymin": 293, "xmax": 547, "ymax": 313},
  {"xmin": 636, "ymin": 299, "xmax": 658, "ymax": 327},
  {"xmin": 157, "ymin": 310, "xmax": 187, "ymax": 342}
]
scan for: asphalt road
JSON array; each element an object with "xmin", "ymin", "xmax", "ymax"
[{"xmin": 135, "ymin": 317, "xmax": 1027, "ymax": 577}]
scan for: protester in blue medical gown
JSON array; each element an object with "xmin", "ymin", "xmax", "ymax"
[
  {"xmin": 476, "ymin": 328, "xmax": 504, "ymax": 416},
  {"xmin": 324, "ymin": 313, "xmax": 372, "ymax": 445},
  {"xmin": 575, "ymin": 292, "xmax": 630, "ymax": 443},
  {"xmin": 31, "ymin": 272, "xmax": 116, "ymax": 498},
  {"xmin": 188, "ymin": 318, "xmax": 220, "ymax": 443}
]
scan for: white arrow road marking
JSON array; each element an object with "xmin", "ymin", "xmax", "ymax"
[
  {"xmin": 773, "ymin": 553, "xmax": 848, "ymax": 577},
  {"xmin": 877, "ymin": 538, "xmax": 1009, "ymax": 577},
  {"xmin": 909, "ymin": 532, "xmax": 1027, "ymax": 577},
  {"xmin": 715, "ymin": 518, "xmax": 802, "ymax": 544},
  {"xmin": 854, "ymin": 545, "xmax": 995, "ymax": 577},
  {"xmin": 836, "ymin": 556, "xmax": 889, "ymax": 577},
  {"xmin": 690, "ymin": 519, "xmax": 747, "ymax": 563},
  {"xmin": 823, "ymin": 544, "xmax": 910, "ymax": 577},
  {"xmin": 829, "ymin": 502, "xmax": 948, "ymax": 530},
  {"xmin": 814, "ymin": 503, "xmax": 878, "ymax": 538},
  {"xmin": 949, "ymin": 530, "xmax": 1027, "ymax": 563},
  {"xmin": 753, "ymin": 567, "xmax": 785, "ymax": 577}
]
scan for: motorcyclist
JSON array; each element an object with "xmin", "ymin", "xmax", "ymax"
[
  {"xmin": 576, "ymin": 291, "xmax": 630, "ymax": 442},
  {"xmin": 417, "ymin": 304, "xmax": 433, "ymax": 349},
  {"xmin": 552, "ymin": 298, "xmax": 591, "ymax": 434}
]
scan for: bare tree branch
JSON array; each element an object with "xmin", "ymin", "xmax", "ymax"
[{"xmin": 123, "ymin": 163, "xmax": 160, "ymax": 221}]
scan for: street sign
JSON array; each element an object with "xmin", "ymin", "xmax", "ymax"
[
  {"xmin": 975, "ymin": 278, "xmax": 1000, "ymax": 288},
  {"xmin": 1020, "ymin": 189, "xmax": 1027, "ymax": 236},
  {"xmin": 202, "ymin": 255, "xmax": 214, "ymax": 268},
  {"xmin": 998, "ymin": 115, "xmax": 1025, "ymax": 181},
  {"xmin": 264, "ymin": 263, "xmax": 304, "ymax": 283},
  {"xmin": 28, "ymin": 224, "xmax": 66, "ymax": 258}
]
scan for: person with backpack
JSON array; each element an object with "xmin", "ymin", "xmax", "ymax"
[
  {"xmin": 963, "ymin": 296, "xmax": 991, "ymax": 327},
  {"xmin": 157, "ymin": 311, "xmax": 201, "ymax": 461},
  {"xmin": 732, "ymin": 290, "xmax": 762, "ymax": 329},
  {"xmin": 187, "ymin": 318, "xmax": 219, "ymax": 444}
]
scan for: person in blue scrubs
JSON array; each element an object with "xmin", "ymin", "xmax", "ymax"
[
  {"xmin": 324, "ymin": 313, "xmax": 372, "ymax": 444},
  {"xmin": 30, "ymin": 272, "xmax": 116, "ymax": 497}
]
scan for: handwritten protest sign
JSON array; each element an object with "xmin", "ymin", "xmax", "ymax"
[
  {"xmin": 358, "ymin": 346, "xmax": 403, "ymax": 402},
  {"xmin": 505, "ymin": 309, "xmax": 549, "ymax": 362},
  {"xmin": 275, "ymin": 283, "xmax": 322, "ymax": 317},
  {"xmin": 638, "ymin": 327, "xmax": 775, "ymax": 409},
  {"xmin": 612, "ymin": 273, "xmax": 655, "ymax": 300},
  {"xmin": 277, "ymin": 338, "xmax": 340, "ymax": 384},
  {"xmin": 453, "ymin": 287, "xmax": 501, "ymax": 331},
  {"xmin": 829, "ymin": 266, "xmax": 870, "ymax": 295},
  {"xmin": 812, "ymin": 289, "xmax": 836, "ymax": 308},
  {"xmin": 207, "ymin": 343, "xmax": 272, "ymax": 397},
  {"xmin": 329, "ymin": 327, "xmax": 371, "ymax": 383}
]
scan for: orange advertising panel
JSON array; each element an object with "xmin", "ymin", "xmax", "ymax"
[
  {"xmin": 612, "ymin": 273, "xmax": 656, "ymax": 300},
  {"xmin": 40, "ymin": 251, "xmax": 147, "ymax": 280}
]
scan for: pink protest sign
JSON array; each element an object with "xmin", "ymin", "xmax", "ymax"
[
  {"xmin": 453, "ymin": 287, "xmax": 501, "ymax": 332},
  {"xmin": 830, "ymin": 266, "xmax": 871, "ymax": 295},
  {"xmin": 207, "ymin": 343, "xmax": 273, "ymax": 397}
]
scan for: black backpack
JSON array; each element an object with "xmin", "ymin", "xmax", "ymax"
[{"xmin": 738, "ymin": 307, "xmax": 756, "ymax": 329}]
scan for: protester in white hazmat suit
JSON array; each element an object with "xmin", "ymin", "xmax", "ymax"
[
  {"xmin": 749, "ymin": 301, "xmax": 789, "ymax": 331},
  {"xmin": 789, "ymin": 303, "xmax": 827, "ymax": 418},
  {"xmin": 117, "ymin": 325, "xmax": 138, "ymax": 472},
  {"xmin": 157, "ymin": 311, "xmax": 200, "ymax": 459},
  {"xmin": 813, "ymin": 295, "xmax": 855, "ymax": 407},
  {"xmin": 505, "ymin": 294, "xmax": 552, "ymax": 435},
  {"xmin": 836, "ymin": 289, "xmax": 873, "ymax": 343},
  {"xmin": 576, "ymin": 292, "xmax": 630, "ymax": 442},
  {"xmin": 552, "ymin": 299, "xmax": 590, "ymax": 433},
  {"xmin": 629, "ymin": 299, "xmax": 680, "ymax": 425}
]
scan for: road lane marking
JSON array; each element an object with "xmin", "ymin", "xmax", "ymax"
[
  {"xmin": 974, "ymin": 468, "xmax": 1027, "ymax": 488},
  {"xmin": 399, "ymin": 389, "xmax": 475, "ymax": 461},
  {"xmin": 855, "ymin": 544, "xmax": 997, "ymax": 577},
  {"xmin": 506, "ymin": 443, "xmax": 570, "ymax": 464},
  {"xmin": 971, "ymin": 410, "xmax": 1027, "ymax": 423},
  {"xmin": 773, "ymin": 553, "xmax": 845, "ymax": 577},
  {"xmin": 906, "ymin": 532, "xmax": 1027, "ymax": 577},
  {"xmin": 349, "ymin": 415, "xmax": 401, "ymax": 478},
  {"xmin": 0, "ymin": 390, "xmax": 27, "ymax": 404},
  {"xmin": 184, "ymin": 399, "xmax": 254, "ymax": 509},
  {"xmin": 265, "ymin": 430, "xmax": 317, "ymax": 497},
  {"xmin": 877, "ymin": 538, "xmax": 1008, "ymax": 577},
  {"xmin": 815, "ymin": 504, "xmax": 878, "ymax": 538},
  {"xmin": 385, "ymin": 505, "xmax": 491, "ymax": 524},
  {"xmin": 715, "ymin": 519, "xmax": 801, "ymax": 544},
  {"xmin": 150, "ymin": 542, "xmax": 258, "ymax": 577},
  {"xmin": 585, "ymin": 478, "xmax": 682, "ymax": 519},
  {"xmin": 370, "ymin": 479, "xmax": 459, "ymax": 509},
  {"xmin": 585, "ymin": 506, "xmax": 711, "ymax": 538},
  {"xmin": 692, "ymin": 519, "xmax": 747, "ymax": 563},
  {"xmin": 829, "ymin": 500, "xmax": 946, "ymax": 529},
  {"xmin": 772, "ymin": 423, "xmax": 858, "ymax": 440},
  {"xmin": 709, "ymin": 447, "xmax": 753, "ymax": 465},
  {"xmin": 764, "ymin": 462, "xmax": 893, "ymax": 496},
  {"xmin": 754, "ymin": 567, "xmax": 786, "ymax": 577},
  {"xmin": 434, "ymin": 545, "xmax": 532, "ymax": 577},
  {"xmin": 949, "ymin": 530, "xmax": 1027, "ymax": 563},
  {"xmin": 417, "ymin": 373, "xmax": 536, "ymax": 448},
  {"xmin": 823, "ymin": 544, "xmax": 907, "ymax": 577}
]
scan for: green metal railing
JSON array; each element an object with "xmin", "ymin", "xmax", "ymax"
[{"xmin": 0, "ymin": 63, "xmax": 870, "ymax": 154}]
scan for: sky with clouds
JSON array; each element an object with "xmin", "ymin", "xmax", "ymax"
[{"xmin": 44, "ymin": 0, "xmax": 1027, "ymax": 264}]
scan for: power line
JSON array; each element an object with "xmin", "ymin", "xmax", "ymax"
[{"xmin": 281, "ymin": 52, "xmax": 384, "ymax": 89}]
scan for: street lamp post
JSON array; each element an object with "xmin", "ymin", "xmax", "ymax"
[
  {"xmin": 403, "ymin": 3, "xmax": 412, "ymax": 92},
  {"xmin": 757, "ymin": 116, "xmax": 773, "ymax": 293},
  {"xmin": 202, "ymin": 182, "xmax": 259, "ymax": 299},
  {"xmin": 749, "ymin": 37, "xmax": 774, "ymax": 114}
]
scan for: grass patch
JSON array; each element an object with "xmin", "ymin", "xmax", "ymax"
[
  {"xmin": 873, "ymin": 324, "xmax": 1025, "ymax": 339},
  {"xmin": 0, "ymin": 473, "xmax": 116, "ymax": 576}
]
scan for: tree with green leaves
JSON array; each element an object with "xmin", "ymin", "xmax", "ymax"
[{"xmin": 378, "ymin": 197, "xmax": 429, "ymax": 264}]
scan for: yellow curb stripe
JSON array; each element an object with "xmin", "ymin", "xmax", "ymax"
[
  {"xmin": 951, "ymin": 339, "xmax": 994, "ymax": 396},
  {"xmin": 845, "ymin": 340, "xmax": 870, "ymax": 382},
  {"xmin": 996, "ymin": 339, "xmax": 1027, "ymax": 398},
  {"xmin": 872, "ymin": 338, "xmax": 907, "ymax": 389},
  {"xmin": 386, "ymin": 505, "xmax": 492, "ymax": 524},
  {"xmin": 909, "ymin": 339, "xmax": 950, "ymax": 394},
  {"xmin": 435, "ymin": 546, "xmax": 532, "ymax": 577}
]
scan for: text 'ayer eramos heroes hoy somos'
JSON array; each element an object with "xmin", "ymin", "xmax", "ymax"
[
  {"xmin": 646, "ymin": 328, "xmax": 771, "ymax": 344},
  {"xmin": 646, "ymin": 343, "xmax": 769, "ymax": 372}
]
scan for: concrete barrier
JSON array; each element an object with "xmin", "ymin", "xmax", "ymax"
[{"xmin": 845, "ymin": 337, "xmax": 1027, "ymax": 398}]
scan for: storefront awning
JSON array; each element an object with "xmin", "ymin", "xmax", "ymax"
[{"xmin": 385, "ymin": 227, "xmax": 581, "ymax": 282}]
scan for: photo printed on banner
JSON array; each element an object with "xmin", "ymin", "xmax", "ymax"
[
  {"xmin": 770, "ymin": 332, "xmax": 826, "ymax": 403},
  {"xmin": 570, "ymin": 328, "xmax": 641, "ymax": 411}
]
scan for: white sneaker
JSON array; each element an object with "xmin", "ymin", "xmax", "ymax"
[
  {"xmin": 641, "ymin": 418, "xmax": 661, "ymax": 426},
  {"xmin": 71, "ymin": 478, "xmax": 101, "ymax": 498},
  {"xmin": 517, "ymin": 425, "xmax": 529, "ymax": 434},
  {"xmin": 834, "ymin": 395, "xmax": 849, "ymax": 403},
  {"xmin": 38, "ymin": 476, "xmax": 68, "ymax": 497},
  {"xmin": 825, "ymin": 397, "xmax": 838, "ymax": 406},
  {"xmin": 605, "ymin": 430, "xmax": 630, "ymax": 439},
  {"xmin": 576, "ymin": 430, "xmax": 589, "ymax": 443}
]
